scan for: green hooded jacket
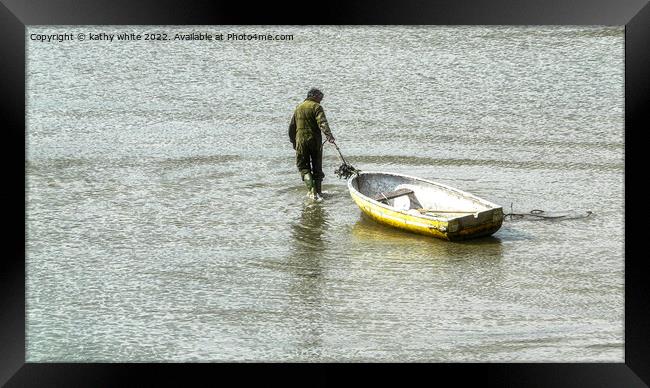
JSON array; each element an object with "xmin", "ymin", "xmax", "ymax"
[{"xmin": 288, "ymin": 98, "xmax": 333, "ymax": 148}]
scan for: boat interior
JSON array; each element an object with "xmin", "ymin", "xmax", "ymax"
[{"xmin": 351, "ymin": 173, "xmax": 494, "ymax": 219}]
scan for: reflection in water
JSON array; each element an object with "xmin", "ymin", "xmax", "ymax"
[
  {"xmin": 286, "ymin": 202, "xmax": 328, "ymax": 360},
  {"xmin": 350, "ymin": 212, "xmax": 507, "ymax": 304},
  {"xmin": 290, "ymin": 202, "xmax": 328, "ymax": 254},
  {"xmin": 351, "ymin": 212, "xmax": 504, "ymax": 261}
]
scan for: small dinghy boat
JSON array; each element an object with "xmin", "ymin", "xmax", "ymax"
[{"xmin": 347, "ymin": 171, "xmax": 504, "ymax": 241}]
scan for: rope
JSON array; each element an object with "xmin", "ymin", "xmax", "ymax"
[{"xmin": 503, "ymin": 203, "xmax": 593, "ymax": 221}]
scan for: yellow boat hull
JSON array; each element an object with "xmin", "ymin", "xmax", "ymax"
[{"xmin": 348, "ymin": 172, "xmax": 503, "ymax": 241}]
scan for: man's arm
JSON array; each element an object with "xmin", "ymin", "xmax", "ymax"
[
  {"xmin": 314, "ymin": 105, "xmax": 335, "ymax": 142},
  {"xmin": 288, "ymin": 113, "xmax": 297, "ymax": 149}
]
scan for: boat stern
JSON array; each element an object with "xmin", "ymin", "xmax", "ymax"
[{"xmin": 446, "ymin": 207, "xmax": 504, "ymax": 241}]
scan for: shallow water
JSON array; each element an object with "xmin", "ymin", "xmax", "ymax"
[{"xmin": 26, "ymin": 25, "xmax": 624, "ymax": 362}]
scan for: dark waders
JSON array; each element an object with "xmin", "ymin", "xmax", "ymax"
[{"xmin": 296, "ymin": 138, "xmax": 324, "ymax": 198}]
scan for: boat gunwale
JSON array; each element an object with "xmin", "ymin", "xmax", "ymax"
[{"xmin": 346, "ymin": 170, "xmax": 502, "ymax": 222}]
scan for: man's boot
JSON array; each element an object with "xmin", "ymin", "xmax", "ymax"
[
  {"xmin": 314, "ymin": 180, "xmax": 323, "ymax": 199},
  {"xmin": 303, "ymin": 173, "xmax": 315, "ymax": 198}
]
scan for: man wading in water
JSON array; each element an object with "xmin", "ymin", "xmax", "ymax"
[{"xmin": 288, "ymin": 88, "xmax": 336, "ymax": 200}]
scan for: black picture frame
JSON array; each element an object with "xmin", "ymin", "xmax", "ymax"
[{"xmin": 1, "ymin": 0, "xmax": 648, "ymax": 386}]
